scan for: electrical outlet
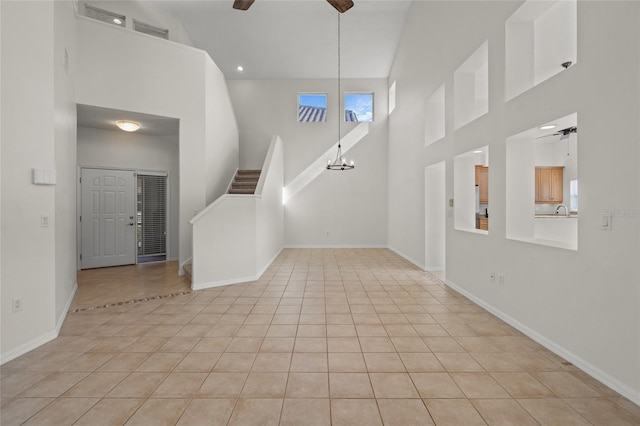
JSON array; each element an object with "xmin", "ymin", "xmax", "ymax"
[
  {"xmin": 498, "ymin": 274, "xmax": 505, "ymax": 285},
  {"xmin": 489, "ymin": 272, "xmax": 495, "ymax": 283},
  {"xmin": 12, "ymin": 298, "xmax": 22, "ymax": 312},
  {"xmin": 41, "ymin": 215, "xmax": 49, "ymax": 227}
]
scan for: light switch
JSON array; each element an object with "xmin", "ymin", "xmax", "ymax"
[
  {"xmin": 602, "ymin": 214, "xmax": 611, "ymax": 230},
  {"xmin": 32, "ymin": 169, "xmax": 57, "ymax": 185}
]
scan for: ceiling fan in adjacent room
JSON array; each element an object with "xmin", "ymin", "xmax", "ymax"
[
  {"xmin": 536, "ymin": 126, "xmax": 577, "ymax": 140},
  {"xmin": 233, "ymin": 0, "xmax": 354, "ymax": 13}
]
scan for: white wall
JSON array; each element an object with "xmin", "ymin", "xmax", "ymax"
[
  {"xmin": 78, "ymin": 0, "xmax": 193, "ymax": 46},
  {"xmin": 77, "ymin": 126, "xmax": 179, "ymax": 260},
  {"xmin": 76, "ymin": 16, "xmax": 239, "ymax": 267},
  {"xmin": 506, "ymin": 138, "xmax": 535, "ymax": 239},
  {"xmin": 424, "ymin": 161, "xmax": 446, "ymax": 270},
  {"xmin": 453, "ymin": 155, "xmax": 477, "ymax": 231},
  {"xmin": 1, "ymin": 0, "xmax": 77, "ymax": 362},
  {"xmin": 256, "ymin": 137, "xmax": 285, "ymax": 270},
  {"xmin": 388, "ymin": 1, "xmax": 639, "ymax": 403},
  {"xmin": 54, "ymin": 1, "xmax": 79, "ymax": 330},
  {"xmin": 205, "ymin": 59, "xmax": 240, "ymax": 205},
  {"xmin": 227, "ymin": 78, "xmax": 388, "ymax": 247},
  {"xmin": 191, "ymin": 136, "xmax": 284, "ymax": 288},
  {"xmin": 192, "ymin": 196, "xmax": 257, "ymax": 288}
]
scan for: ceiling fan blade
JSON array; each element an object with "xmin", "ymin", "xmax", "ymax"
[
  {"xmin": 327, "ymin": 0, "xmax": 354, "ymax": 13},
  {"xmin": 534, "ymin": 133, "xmax": 557, "ymax": 139},
  {"xmin": 233, "ymin": 0, "xmax": 255, "ymax": 11}
]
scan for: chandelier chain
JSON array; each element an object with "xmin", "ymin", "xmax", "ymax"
[
  {"xmin": 337, "ymin": 13, "xmax": 341, "ymax": 150},
  {"xmin": 326, "ymin": 11, "xmax": 354, "ymax": 171}
]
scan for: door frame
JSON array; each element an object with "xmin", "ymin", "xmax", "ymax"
[{"xmin": 77, "ymin": 166, "xmax": 171, "ymax": 270}]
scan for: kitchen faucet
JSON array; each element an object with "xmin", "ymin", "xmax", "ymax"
[{"xmin": 555, "ymin": 204, "xmax": 569, "ymax": 216}]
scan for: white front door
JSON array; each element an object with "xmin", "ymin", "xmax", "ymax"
[{"xmin": 81, "ymin": 168, "xmax": 136, "ymax": 269}]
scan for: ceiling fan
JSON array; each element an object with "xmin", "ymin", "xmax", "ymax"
[
  {"xmin": 536, "ymin": 126, "xmax": 577, "ymax": 140},
  {"xmin": 233, "ymin": 0, "xmax": 354, "ymax": 13}
]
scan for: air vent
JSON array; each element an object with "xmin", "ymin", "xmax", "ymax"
[
  {"xmin": 134, "ymin": 20, "xmax": 169, "ymax": 40},
  {"xmin": 84, "ymin": 3, "xmax": 126, "ymax": 27}
]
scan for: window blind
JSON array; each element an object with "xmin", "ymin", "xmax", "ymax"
[{"xmin": 137, "ymin": 175, "xmax": 167, "ymax": 257}]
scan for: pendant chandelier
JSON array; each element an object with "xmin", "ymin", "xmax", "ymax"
[{"xmin": 326, "ymin": 13, "xmax": 355, "ymax": 171}]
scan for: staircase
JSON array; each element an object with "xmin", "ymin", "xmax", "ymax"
[{"xmin": 229, "ymin": 170, "xmax": 261, "ymax": 194}]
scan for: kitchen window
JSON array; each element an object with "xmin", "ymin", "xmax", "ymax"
[{"xmin": 569, "ymin": 179, "xmax": 578, "ymax": 212}]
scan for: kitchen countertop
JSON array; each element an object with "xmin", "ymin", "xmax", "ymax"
[{"xmin": 535, "ymin": 214, "xmax": 578, "ymax": 219}]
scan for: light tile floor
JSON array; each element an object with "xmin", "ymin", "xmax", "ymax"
[
  {"xmin": 2, "ymin": 248, "xmax": 639, "ymax": 425},
  {"xmin": 71, "ymin": 261, "xmax": 191, "ymax": 312}
]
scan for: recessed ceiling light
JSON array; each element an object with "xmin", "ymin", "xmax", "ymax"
[
  {"xmin": 236, "ymin": 65, "xmax": 244, "ymax": 72},
  {"xmin": 113, "ymin": 18, "xmax": 122, "ymax": 25},
  {"xmin": 539, "ymin": 124, "xmax": 557, "ymax": 130},
  {"xmin": 474, "ymin": 150, "xmax": 483, "ymax": 154},
  {"xmin": 116, "ymin": 120, "xmax": 141, "ymax": 132}
]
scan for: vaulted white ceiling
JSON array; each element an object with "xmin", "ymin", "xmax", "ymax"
[{"xmin": 150, "ymin": 0, "xmax": 411, "ymax": 79}]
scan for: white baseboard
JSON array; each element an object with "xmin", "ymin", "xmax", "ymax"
[
  {"xmin": 445, "ymin": 278, "xmax": 640, "ymax": 406},
  {"xmin": 387, "ymin": 246, "xmax": 426, "ymax": 270},
  {"xmin": 0, "ymin": 330, "xmax": 58, "ymax": 365},
  {"xmin": 424, "ymin": 265, "xmax": 445, "ymax": 271},
  {"xmin": 193, "ymin": 248, "xmax": 283, "ymax": 291},
  {"xmin": 285, "ymin": 244, "xmax": 387, "ymax": 249},
  {"xmin": 257, "ymin": 247, "xmax": 283, "ymax": 277},
  {"xmin": 56, "ymin": 282, "xmax": 78, "ymax": 333},
  {"xmin": 193, "ymin": 275, "xmax": 259, "ymax": 290},
  {"xmin": 1, "ymin": 281, "xmax": 78, "ymax": 365}
]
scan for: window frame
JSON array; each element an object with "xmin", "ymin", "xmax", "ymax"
[
  {"xmin": 344, "ymin": 92, "xmax": 375, "ymax": 122},
  {"xmin": 297, "ymin": 93, "xmax": 329, "ymax": 123}
]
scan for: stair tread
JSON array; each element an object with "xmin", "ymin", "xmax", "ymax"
[{"xmin": 229, "ymin": 170, "xmax": 260, "ymax": 194}]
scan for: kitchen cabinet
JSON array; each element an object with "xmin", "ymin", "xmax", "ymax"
[
  {"xmin": 475, "ymin": 165, "xmax": 489, "ymax": 204},
  {"xmin": 536, "ymin": 166, "xmax": 563, "ymax": 203},
  {"xmin": 478, "ymin": 218, "xmax": 489, "ymax": 231}
]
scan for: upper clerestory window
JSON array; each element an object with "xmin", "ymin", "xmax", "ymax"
[
  {"xmin": 298, "ymin": 93, "xmax": 328, "ymax": 122},
  {"xmin": 84, "ymin": 3, "xmax": 126, "ymax": 28},
  {"xmin": 134, "ymin": 20, "xmax": 169, "ymax": 40},
  {"xmin": 345, "ymin": 93, "xmax": 374, "ymax": 122}
]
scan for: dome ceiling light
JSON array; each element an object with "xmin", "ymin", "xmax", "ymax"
[{"xmin": 115, "ymin": 120, "xmax": 141, "ymax": 132}]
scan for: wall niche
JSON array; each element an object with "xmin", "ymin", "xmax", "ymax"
[{"xmin": 505, "ymin": 0, "xmax": 577, "ymax": 101}]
